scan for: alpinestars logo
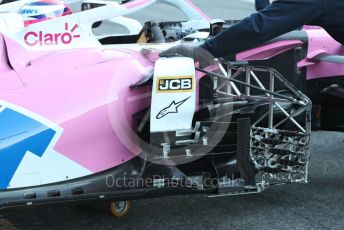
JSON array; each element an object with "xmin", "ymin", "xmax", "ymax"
[
  {"xmin": 24, "ymin": 23, "xmax": 80, "ymax": 46},
  {"xmin": 156, "ymin": 97, "xmax": 190, "ymax": 119}
]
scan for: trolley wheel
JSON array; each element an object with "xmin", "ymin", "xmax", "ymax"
[{"xmin": 110, "ymin": 200, "xmax": 131, "ymax": 217}]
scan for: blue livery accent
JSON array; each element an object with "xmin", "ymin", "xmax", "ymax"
[
  {"xmin": 20, "ymin": 9, "xmax": 39, "ymax": 15},
  {"xmin": 0, "ymin": 105, "xmax": 56, "ymax": 189},
  {"xmin": 27, "ymin": 2, "xmax": 58, "ymax": 6},
  {"xmin": 31, "ymin": 13, "xmax": 49, "ymax": 19}
]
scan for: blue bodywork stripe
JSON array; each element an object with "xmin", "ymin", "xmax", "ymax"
[{"xmin": 0, "ymin": 106, "xmax": 56, "ymax": 189}]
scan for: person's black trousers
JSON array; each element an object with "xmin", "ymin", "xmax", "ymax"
[{"xmin": 202, "ymin": 0, "xmax": 344, "ymax": 57}]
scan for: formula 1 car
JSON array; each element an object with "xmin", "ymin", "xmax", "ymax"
[
  {"xmin": 2, "ymin": 0, "xmax": 344, "ymax": 131},
  {"xmin": 77, "ymin": 0, "xmax": 344, "ymax": 130},
  {"xmin": 0, "ymin": 0, "xmax": 311, "ymax": 217}
]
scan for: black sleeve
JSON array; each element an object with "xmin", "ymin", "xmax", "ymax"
[
  {"xmin": 201, "ymin": 0, "xmax": 324, "ymax": 58},
  {"xmin": 255, "ymin": 0, "xmax": 270, "ymax": 11}
]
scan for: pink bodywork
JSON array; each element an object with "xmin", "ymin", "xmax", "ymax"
[
  {"xmin": 298, "ymin": 27, "xmax": 344, "ymax": 80},
  {"xmin": 236, "ymin": 26, "xmax": 344, "ymax": 81},
  {"xmin": 236, "ymin": 40, "xmax": 303, "ymax": 61},
  {"xmin": 0, "ymin": 34, "xmax": 154, "ymax": 173},
  {"xmin": 125, "ymin": 0, "xmax": 152, "ymax": 9},
  {"xmin": 0, "ymin": 0, "xmax": 209, "ymax": 176}
]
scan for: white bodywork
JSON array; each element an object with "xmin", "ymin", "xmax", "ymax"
[
  {"xmin": 0, "ymin": 0, "xmax": 211, "ymax": 49},
  {"xmin": 151, "ymin": 57, "xmax": 196, "ymax": 132}
]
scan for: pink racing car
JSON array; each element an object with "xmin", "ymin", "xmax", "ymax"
[{"xmin": 0, "ymin": 0, "xmax": 312, "ymax": 217}]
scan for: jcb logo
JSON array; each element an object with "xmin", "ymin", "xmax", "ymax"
[{"xmin": 157, "ymin": 76, "xmax": 193, "ymax": 93}]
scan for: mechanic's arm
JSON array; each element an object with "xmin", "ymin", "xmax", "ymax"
[
  {"xmin": 201, "ymin": 0, "xmax": 324, "ymax": 58},
  {"xmin": 255, "ymin": 0, "xmax": 270, "ymax": 11}
]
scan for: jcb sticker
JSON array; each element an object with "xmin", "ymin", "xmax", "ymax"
[{"xmin": 156, "ymin": 76, "xmax": 194, "ymax": 93}]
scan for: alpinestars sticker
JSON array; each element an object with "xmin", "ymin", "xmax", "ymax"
[{"xmin": 156, "ymin": 97, "xmax": 190, "ymax": 119}]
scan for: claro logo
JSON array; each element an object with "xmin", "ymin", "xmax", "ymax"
[{"xmin": 24, "ymin": 23, "xmax": 80, "ymax": 47}]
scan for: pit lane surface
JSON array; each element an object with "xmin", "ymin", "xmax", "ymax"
[{"xmin": 1, "ymin": 1, "xmax": 344, "ymax": 229}]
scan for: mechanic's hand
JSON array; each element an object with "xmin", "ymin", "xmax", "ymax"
[{"xmin": 159, "ymin": 44, "xmax": 216, "ymax": 68}]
